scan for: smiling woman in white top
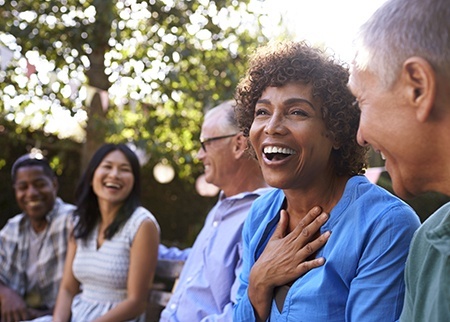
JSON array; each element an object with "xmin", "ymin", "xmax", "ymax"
[{"xmin": 30, "ymin": 143, "xmax": 159, "ymax": 322}]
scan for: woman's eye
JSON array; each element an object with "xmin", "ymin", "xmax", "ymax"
[
  {"xmin": 292, "ymin": 109, "xmax": 308, "ymax": 116},
  {"xmin": 255, "ymin": 108, "xmax": 268, "ymax": 116}
]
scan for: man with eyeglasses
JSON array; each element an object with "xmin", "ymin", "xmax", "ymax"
[
  {"xmin": 0, "ymin": 154, "xmax": 75, "ymax": 322},
  {"xmin": 159, "ymin": 100, "xmax": 271, "ymax": 322}
]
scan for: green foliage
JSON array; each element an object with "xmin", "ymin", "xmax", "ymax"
[{"xmin": 0, "ymin": 0, "xmax": 269, "ymax": 180}]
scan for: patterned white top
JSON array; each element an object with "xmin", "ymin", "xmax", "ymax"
[{"xmin": 70, "ymin": 206, "xmax": 159, "ymax": 322}]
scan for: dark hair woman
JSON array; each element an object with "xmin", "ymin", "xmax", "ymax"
[{"xmin": 32, "ymin": 143, "xmax": 159, "ymax": 322}]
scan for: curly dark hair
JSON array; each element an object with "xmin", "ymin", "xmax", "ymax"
[{"xmin": 235, "ymin": 41, "xmax": 367, "ymax": 176}]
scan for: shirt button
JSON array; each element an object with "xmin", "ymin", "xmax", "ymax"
[
  {"xmin": 187, "ymin": 276, "xmax": 192, "ymax": 282},
  {"xmin": 213, "ymin": 221, "xmax": 218, "ymax": 227},
  {"xmin": 170, "ymin": 304, "xmax": 176, "ymax": 310}
]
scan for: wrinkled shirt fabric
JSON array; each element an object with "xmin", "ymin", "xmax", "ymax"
[
  {"xmin": 234, "ymin": 176, "xmax": 420, "ymax": 322},
  {"xmin": 160, "ymin": 187, "xmax": 272, "ymax": 322},
  {"xmin": 400, "ymin": 202, "xmax": 450, "ymax": 322},
  {"xmin": 0, "ymin": 198, "xmax": 75, "ymax": 309}
]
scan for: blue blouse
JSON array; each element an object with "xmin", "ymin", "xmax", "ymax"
[{"xmin": 234, "ymin": 175, "xmax": 421, "ymax": 322}]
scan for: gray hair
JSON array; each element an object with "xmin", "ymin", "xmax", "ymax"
[
  {"xmin": 353, "ymin": 0, "xmax": 450, "ymax": 88},
  {"xmin": 204, "ymin": 100, "xmax": 239, "ymax": 133}
]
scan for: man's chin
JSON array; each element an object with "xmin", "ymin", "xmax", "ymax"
[
  {"xmin": 26, "ymin": 208, "xmax": 49, "ymax": 220},
  {"xmin": 203, "ymin": 173, "xmax": 213, "ymax": 184}
]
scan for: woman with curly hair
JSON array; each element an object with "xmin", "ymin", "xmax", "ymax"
[{"xmin": 233, "ymin": 41, "xmax": 420, "ymax": 321}]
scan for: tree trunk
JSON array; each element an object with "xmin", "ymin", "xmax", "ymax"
[{"xmin": 81, "ymin": 1, "xmax": 114, "ymax": 171}]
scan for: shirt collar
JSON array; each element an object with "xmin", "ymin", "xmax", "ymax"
[
  {"xmin": 426, "ymin": 210, "xmax": 450, "ymax": 255},
  {"xmin": 219, "ymin": 187, "xmax": 273, "ymax": 201}
]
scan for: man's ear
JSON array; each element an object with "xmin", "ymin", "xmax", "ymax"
[
  {"xmin": 234, "ymin": 132, "xmax": 247, "ymax": 159},
  {"xmin": 402, "ymin": 57, "xmax": 436, "ymax": 122}
]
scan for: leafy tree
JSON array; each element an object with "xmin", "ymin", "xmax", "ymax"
[
  {"xmin": 0, "ymin": 0, "xmax": 270, "ymax": 179},
  {"xmin": 0, "ymin": 0, "xmax": 277, "ymax": 245}
]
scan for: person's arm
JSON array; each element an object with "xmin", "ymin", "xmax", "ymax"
[
  {"xmin": 52, "ymin": 234, "xmax": 80, "ymax": 322},
  {"xmin": 92, "ymin": 218, "xmax": 159, "ymax": 322},
  {"xmin": 0, "ymin": 219, "xmax": 31, "ymax": 322},
  {"xmin": 158, "ymin": 243, "xmax": 190, "ymax": 261},
  {"xmin": 0, "ymin": 282, "xmax": 29, "ymax": 322},
  {"xmin": 26, "ymin": 307, "xmax": 53, "ymax": 319},
  {"xmin": 234, "ymin": 207, "xmax": 330, "ymax": 322}
]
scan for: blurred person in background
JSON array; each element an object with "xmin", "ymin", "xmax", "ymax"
[
  {"xmin": 31, "ymin": 143, "xmax": 159, "ymax": 322},
  {"xmin": 0, "ymin": 154, "xmax": 75, "ymax": 322},
  {"xmin": 159, "ymin": 100, "xmax": 271, "ymax": 322}
]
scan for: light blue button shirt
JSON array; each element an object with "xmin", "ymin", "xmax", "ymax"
[{"xmin": 160, "ymin": 187, "xmax": 272, "ymax": 322}]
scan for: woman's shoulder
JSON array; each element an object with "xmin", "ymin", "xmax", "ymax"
[
  {"xmin": 130, "ymin": 206, "xmax": 160, "ymax": 230},
  {"xmin": 121, "ymin": 207, "xmax": 160, "ymax": 240},
  {"xmin": 349, "ymin": 175, "xmax": 411, "ymax": 208},
  {"xmin": 346, "ymin": 175, "xmax": 420, "ymax": 227}
]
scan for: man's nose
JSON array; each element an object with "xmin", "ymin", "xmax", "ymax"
[
  {"xmin": 26, "ymin": 184, "xmax": 40, "ymax": 196},
  {"xmin": 196, "ymin": 146, "xmax": 205, "ymax": 160},
  {"xmin": 356, "ymin": 128, "xmax": 369, "ymax": 147}
]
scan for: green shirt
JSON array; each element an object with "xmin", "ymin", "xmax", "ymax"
[{"xmin": 400, "ymin": 202, "xmax": 450, "ymax": 322}]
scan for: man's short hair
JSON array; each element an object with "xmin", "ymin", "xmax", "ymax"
[{"xmin": 11, "ymin": 154, "xmax": 55, "ymax": 183}]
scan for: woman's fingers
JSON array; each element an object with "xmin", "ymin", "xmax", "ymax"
[
  {"xmin": 288, "ymin": 206, "xmax": 329, "ymax": 243},
  {"xmin": 299, "ymin": 229, "xmax": 331, "ymax": 257},
  {"xmin": 253, "ymin": 206, "xmax": 331, "ymax": 288},
  {"xmin": 270, "ymin": 209, "xmax": 290, "ymax": 240},
  {"xmin": 296, "ymin": 256, "xmax": 326, "ymax": 274}
]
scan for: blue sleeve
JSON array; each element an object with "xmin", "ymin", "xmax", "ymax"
[
  {"xmin": 158, "ymin": 244, "xmax": 191, "ymax": 261},
  {"xmin": 346, "ymin": 204, "xmax": 420, "ymax": 321},
  {"xmin": 233, "ymin": 207, "xmax": 258, "ymax": 321}
]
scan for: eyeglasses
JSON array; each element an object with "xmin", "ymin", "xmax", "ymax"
[{"xmin": 200, "ymin": 133, "xmax": 238, "ymax": 152}]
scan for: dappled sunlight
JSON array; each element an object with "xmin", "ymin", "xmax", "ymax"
[
  {"xmin": 0, "ymin": 0, "xmax": 273, "ymax": 179},
  {"xmin": 256, "ymin": 0, "xmax": 387, "ymax": 63}
]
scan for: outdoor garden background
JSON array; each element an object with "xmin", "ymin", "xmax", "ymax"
[{"xmin": 1, "ymin": 0, "xmax": 448, "ymax": 247}]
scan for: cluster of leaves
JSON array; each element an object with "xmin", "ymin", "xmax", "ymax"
[{"xmin": 0, "ymin": 0, "xmax": 269, "ymax": 180}]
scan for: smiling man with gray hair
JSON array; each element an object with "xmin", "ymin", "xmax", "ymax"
[
  {"xmin": 158, "ymin": 100, "xmax": 270, "ymax": 321},
  {"xmin": 349, "ymin": 0, "xmax": 450, "ymax": 321}
]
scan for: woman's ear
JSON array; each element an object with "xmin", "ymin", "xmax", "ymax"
[
  {"xmin": 402, "ymin": 57, "xmax": 436, "ymax": 122},
  {"xmin": 325, "ymin": 131, "xmax": 340, "ymax": 150}
]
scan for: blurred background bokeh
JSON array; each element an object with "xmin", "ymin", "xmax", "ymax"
[{"xmin": 1, "ymin": 0, "xmax": 448, "ymax": 247}]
